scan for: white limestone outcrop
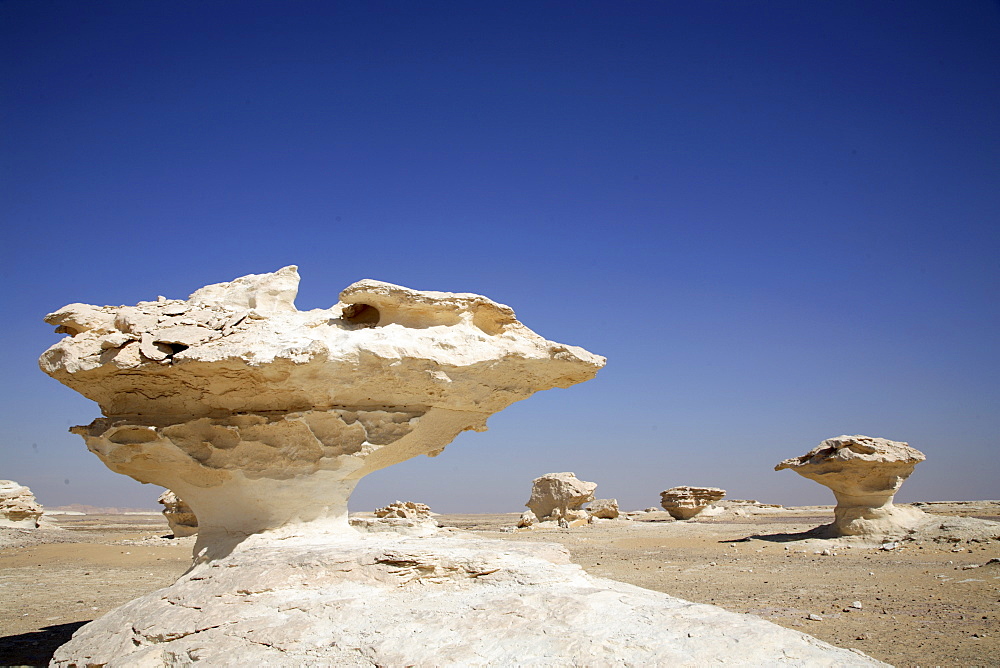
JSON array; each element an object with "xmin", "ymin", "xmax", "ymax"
[
  {"xmin": 157, "ymin": 490, "xmax": 198, "ymax": 537},
  {"xmin": 588, "ymin": 497, "xmax": 620, "ymax": 519},
  {"xmin": 0, "ymin": 480, "xmax": 43, "ymax": 528},
  {"xmin": 40, "ymin": 267, "xmax": 605, "ymax": 557},
  {"xmin": 775, "ymin": 435, "xmax": 929, "ymax": 537},
  {"xmin": 660, "ymin": 486, "xmax": 726, "ymax": 520},
  {"xmin": 373, "ymin": 500, "xmax": 432, "ymax": 519},
  {"xmin": 40, "ymin": 269, "xmax": 884, "ymax": 665},
  {"xmin": 51, "ymin": 531, "xmax": 885, "ymax": 667},
  {"xmin": 525, "ymin": 472, "xmax": 597, "ymax": 525}
]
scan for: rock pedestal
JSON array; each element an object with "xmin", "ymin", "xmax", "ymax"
[
  {"xmin": 660, "ymin": 486, "xmax": 726, "ymax": 520},
  {"xmin": 775, "ymin": 435, "xmax": 927, "ymax": 537},
  {"xmin": 0, "ymin": 480, "xmax": 43, "ymax": 528}
]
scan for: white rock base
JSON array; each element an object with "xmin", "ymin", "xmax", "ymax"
[{"xmin": 53, "ymin": 532, "xmax": 883, "ymax": 667}]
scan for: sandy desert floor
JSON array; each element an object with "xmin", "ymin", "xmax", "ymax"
[{"xmin": 1, "ymin": 504, "xmax": 997, "ymax": 667}]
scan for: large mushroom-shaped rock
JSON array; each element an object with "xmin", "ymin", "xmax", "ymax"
[
  {"xmin": 525, "ymin": 472, "xmax": 597, "ymax": 524},
  {"xmin": 660, "ymin": 486, "xmax": 726, "ymax": 520},
  {"xmin": 41, "ymin": 269, "xmax": 881, "ymax": 666},
  {"xmin": 157, "ymin": 490, "xmax": 198, "ymax": 537},
  {"xmin": 775, "ymin": 435, "xmax": 927, "ymax": 537},
  {"xmin": 40, "ymin": 267, "xmax": 605, "ymax": 558},
  {"xmin": 0, "ymin": 480, "xmax": 44, "ymax": 528}
]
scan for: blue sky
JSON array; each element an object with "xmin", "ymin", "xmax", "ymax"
[{"xmin": 2, "ymin": 1, "xmax": 998, "ymax": 512}]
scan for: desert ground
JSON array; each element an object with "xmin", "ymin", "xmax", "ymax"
[{"xmin": 1, "ymin": 503, "xmax": 997, "ymax": 667}]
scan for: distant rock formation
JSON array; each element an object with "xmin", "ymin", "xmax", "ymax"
[
  {"xmin": 660, "ymin": 486, "xmax": 726, "ymax": 520},
  {"xmin": 0, "ymin": 480, "xmax": 43, "ymax": 528},
  {"xmin": 374, "ymin": 501, "xmax": 432, "ymax": 519},
  {"xmin": 157, "ymin": 490, "xmax": 197, "ymax": 537},
  {"xmin": 588, "ymin": 498, "xmax": 620, "ymax": 519},
  {"xmin": 525, "ymin": 472, "xmax": 597, "ymax": 525},
  {"xmin": 775, "ymin": 435, "xmax": 927, "ymax": 537}
]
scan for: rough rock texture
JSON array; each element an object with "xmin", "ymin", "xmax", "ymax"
[
  {"xmin": 51, "ymin": 531, "xmax": 884, "ymax": 667},
  {"xmin": 588, "ymin": 498, "xmax": 620, "ymax": 519},
  {"xmin": 40, "ymin": 267, "xmax": 605, "ymax": 558},
  {"xmin": 373, "ymin": 500, "xmax": 432, "ymax": 519},
  {"xmin": 157, "ymin": 490, "xmax": 198, "ymax": 537},
  {"xmin": 0, "ymin": 480, "xmax": 43, "ymax": 529},
  {"xmin": 517, "ymin": 509, "xmax": 538, "ymax": 528},
  {"xmin": 525, "ymin": 472, "xmax": 597, "ymax": 524},
  {"xmin": 775, "ymin": 435, "xmax": 927, "ymax": 537},
  {"xmin": 660, "ymin": 486, "xmax": 727, "ymax": 520}
]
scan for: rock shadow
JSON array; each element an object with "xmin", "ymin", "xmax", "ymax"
[
  {"xmin": 0, "ymin": 620, "xmax": 89, "ymax": 666},
  {"xmin": 724, "ymin": 524, "xmax": 834, "ymax": 543}
]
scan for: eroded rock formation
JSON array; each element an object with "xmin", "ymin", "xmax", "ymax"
[
  {"xmin": 0, "ymin": 480, "xmax": 43, "ymax": 528},
  {"xmin": 525, "ymin": 472, "xmax": 597, "ymax": 525},
  {"xmin": 41, "ymin": 269, "xmax": 883, "ymax": 665},
  {"xmin": 40, "ymin": 267, "xmax": 604, "ymax": 557},
  {"xmin": 660, "ymin": 486, "xmax": 726, "ymax": 520},
  {"xmin": 157, "ymin": 490, "xmax": 198, "ymax": 537},
  {"xmin": 373, "ymin": 500, "xmax": 432, "ymax": 519},
  {"xmin": 775, "ymin": 435, "xmax": 928, "ymax": 537},
  {"xmin": 588, "ymin": 498, "xmax": 620, "ymax": 519}
]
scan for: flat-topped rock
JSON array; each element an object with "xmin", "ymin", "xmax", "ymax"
[
  {"xmin": 660, "ymin": 486, "xmax": 726, "ymax": 520},
  {"xmin": 0, "ymin": 480, "xmax": 43, "ymax": 528},
  {"xmin": 775, "ymin": 435, "xmax": 926, "ymax": 537}
]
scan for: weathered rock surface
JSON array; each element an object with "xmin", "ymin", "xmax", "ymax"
[
  {"xmin": 775, "ymin": 435, "xmax": 928, "ymax": 537},
  {"xmin": 0, "ymin": 480, "xmax": 43, "ymax": 529},
  {"xmin": 589, "ymin": 497, "xmax": 620, "ymax": 519},
  {"xmin": 373, "ymin": 500, "xmax": 432, "ymax": 519},
  {"xmin": 157, "ymin": 490, "xmax": 198, "ymax": 537},
  {"xmin": 525, "ymin": 472, "xmax": 597, "ymax": 524},
  {"xmin": 51, "ymin": 531, "xmax": 885, "ymax": 667},
  {"xmin": 40, "ymin": 268, "xmax": 605, "ymax": 558},
  {"xmin": 660, "ymin": 486, "xmax": 726, "ymax": 520},
  {"xmin": 40, "ymin": 270, "xmax": 883, "ymax": 665}
]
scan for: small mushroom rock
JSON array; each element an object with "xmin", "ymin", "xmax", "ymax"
[
  {"xmin": 526, "ymin": 472, "xmax": 597, "ymax": 524},
  {"xmin": 157, "ymin": 490, "xmax": 198, "ymax": 537},
  {"xmin": 775, "ymin": 435, "xmax": 927, "ymax": 537},
  {"xmin": 660, "ymin": 486, "xmax": 726, "ymax": 520},
  {"xmin": 0, "ymin": 480, "xmax": 44, "ymax": 528},
  {"xmin": 588, "ymin": 498, "xmax": 620, "ymax": 519}
]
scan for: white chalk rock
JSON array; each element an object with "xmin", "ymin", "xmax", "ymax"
[
  {"xmin": 525, "ymin": 472, "xmax": 597, "ymax": 523},
  {"xmin": 40, "ymin": 268, "xmax": 605, "ymax": 558},
  {"xmin": 374, "ymin": 500, "xmax": 432, "ymax": 519},
  {"xmin": 157, "ymin": 490, "xmax": 198, "ymax": 537},
  {"xmin": 660, "ymin": 486, "xmax": 726, "ymax": 520},
  {"xmin": 589, "ymin": 497, "xmax": 620, "ymax": 519},
  {"xmin": 775, "ymin": 435, "xmax": 927, "ymax": 537},
  {"xmin": 0, "ymin": 480, "xmax": 43, "ymax": 528},
  {"xmin": 51, "ymin": 532, "xmax": 885, "ymax": 667}
]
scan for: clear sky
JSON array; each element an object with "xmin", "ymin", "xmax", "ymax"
[{"xmin": 2, "ymin": 1, "xmax": 998, "ymax": 513}]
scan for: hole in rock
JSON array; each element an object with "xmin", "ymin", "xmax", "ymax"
[
  {"xmin": 342, "ymin": 303, "xmax": 380, "ymax": 328},
  {"xmin": 162, "ymin": 343, "xmax": 189, "ymax": 356}
]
